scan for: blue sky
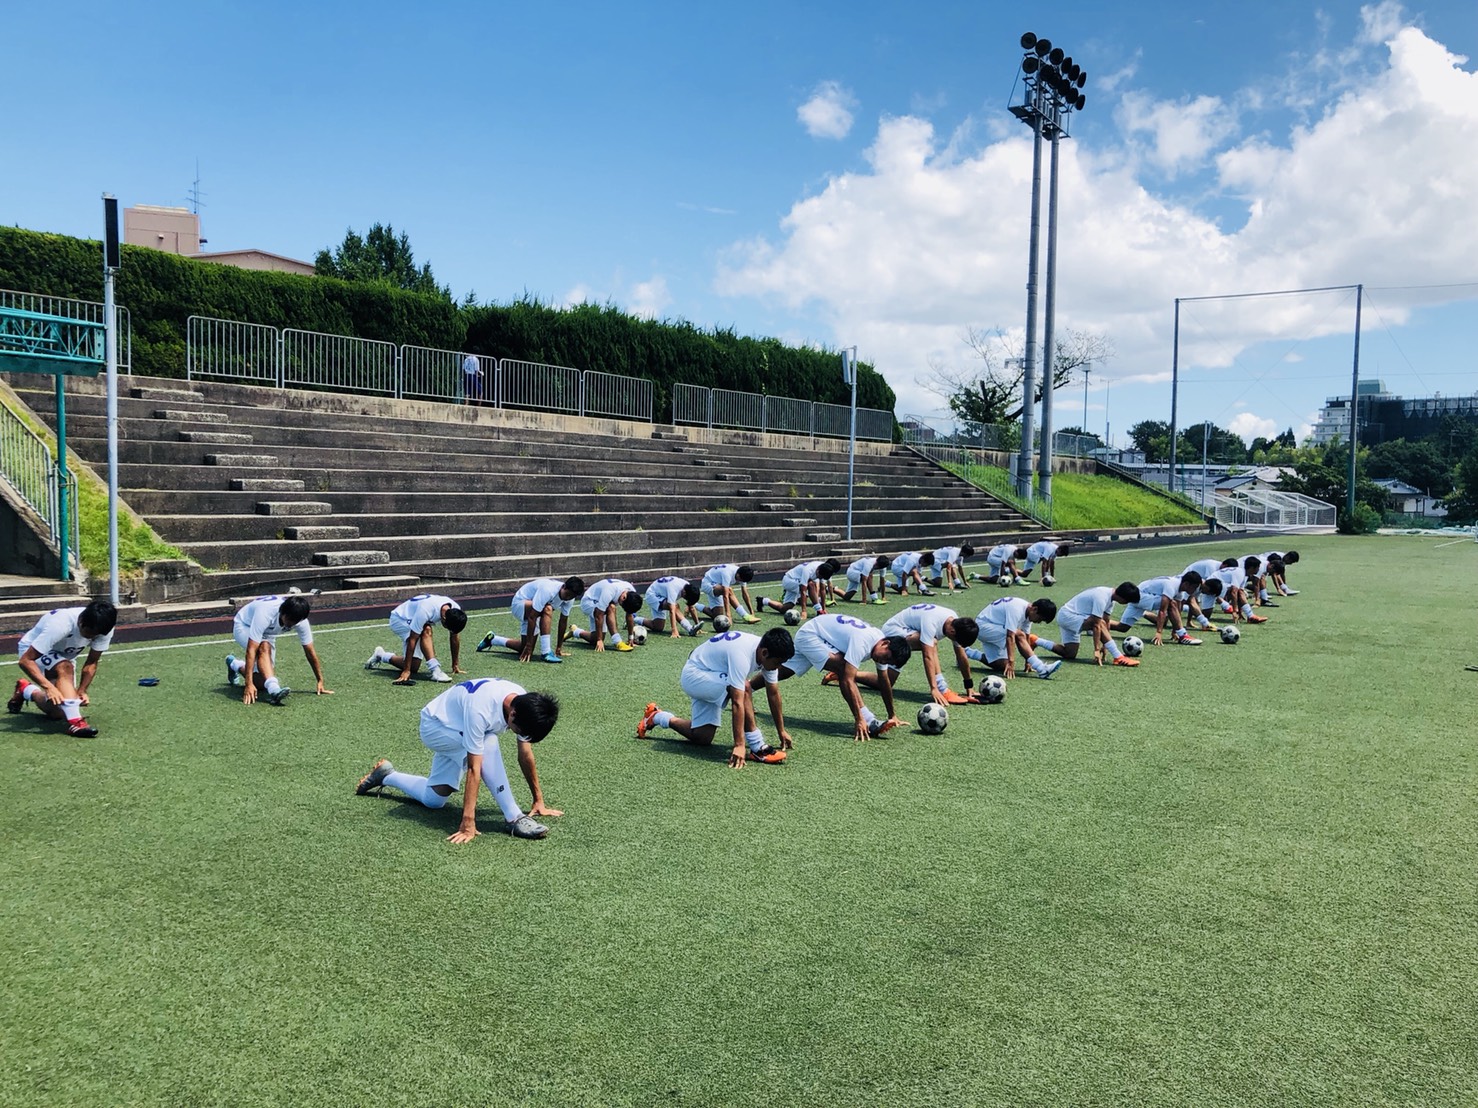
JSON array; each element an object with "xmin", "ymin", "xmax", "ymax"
[{"xmin": 4, "ymin": 0, "xmax": 1477, "ymax": 446}]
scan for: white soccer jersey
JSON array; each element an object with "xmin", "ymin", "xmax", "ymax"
[
  {"xmin": 783, "ymin": 560, "xmax": 825, "ymax": 588},
  {"xmin": 883, "ymin": 603, "xmax": 956, "ymax": 646},
  {"xmin": 808, "ymin": 614, "xmax": 885, "ymax": 668},
  {"xmin": 1214, "ymin": 565, "xmax": 1247, "ymax": 592},
  {"xmin": 1135, "ymin": 576, "xmax": 1183, "ymax": 609},
  {"xmin": 513, "ymin": 578, "xmax": 575, "ymax": 617},
  {"xmin": 687, "ymin": 631, "xmax": 778, "ymax": 687},
  {"xmin": 933, "ymin": 546, "xmax": 962, "ymax": 567},
  {"xmin": 1184, "ymin": 558, "xmax": 1223, "ymax": 580},
  {"xmin": 234, "ymin": 596, "xmax": 313, "ymax": 646},
  {"xmin": 1023, "ymin": 541, "xmax": 1058, "ymax": 567},
  {"xmin": 1258, "ymin": 551, "xmax": 1285, "ymax": 568},
  {"xmin": 891, "ymin": 552, "xmax": 923, "ymax": 577},
  {"xmin": 702, "ymin": 564, "xmax": 741, "ymax": 591},
  {"xmin": 644, "ymin": 576, "xmax": 689, "ymax": 610},
  {"xmin": 390, "ymin": 593, "xmax": 457, "ymax": 634},
  {"xmin": 1060, "ymin": 586, "xmax": 1117, "ymax": 622},
  {"xmin": 421, "ymin": 677, "xmax": 528, "ymax": 754},
  {"xmin": 977, "ymin": 596, "xmax": 1032, "ymax": 633},
  {"xmin": 845, "ymin": 557, "xmax": 878, "ymax": 584},
  {"xmin": 18, "ymin": 608, "xmax": 114, "ymax": 668},
  {"xmin": 987, "ymin": 543, "xmax": 1016, "ymax": 572},
  {"xmin": 586, "ymin": 578, "xmax": 635, "ymax": 613}
]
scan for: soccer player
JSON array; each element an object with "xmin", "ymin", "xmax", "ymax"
[
  {"xmin": 928, "ymin": 544, "xmax": 976, "ymax": 591},
  {"xmin": 567, "ymin": 577, "xmax": 643, "ymax": 651},
  {"xmin": 8, "ymin": 599, "xmax": 119, "ymax": 737},
  {"xmin": 1212, "ymin": 557, "xmax": 1268, "ymax": 625},
  {"xmin": 1015, "ymin": 539, "xmax": 1066, "ymax": 583},
  {"xmin": 836, "ymin": 555, "xmax": 891, "ymax": 605},
  {"xmin": 1111, "ymin": 572, "xmax": 1204, "ymax": 645},
  {"xmin": 977, "ymin": 541, "xmax": 1020, "ymax": 584},
  {"xmin": 887, "ymin": 550, "xmax": 936, "ymax": 596},
  {"xmin": 964, "ymin": 595, "xmax": 1061, "ymax": 679},
  {"xmin": 355, "ymin": 677, "xmax": 560, "ymax": 844},
  {"xmin": 760, "ymin": 559, "xmax": 839, "ymax": 619},
  {"xmin": 225, "ymin": 593, "xmax": 332, "ymax": 704},
  {"xmin": 477, "ymin": 576, "xmax": 585, "ymax": 663},
  {"xmin": 1181, "ymin": 557, "xmax": 1228, "ymax": 629},
  {"xmin": 1257, "ymin": 549, "xmax": 1300, "ymax": 598},
  {"xmin": 364, "ymin": 593, "xmax": 468, "ymax": 684},
  {"xmin": 637, "ymin": 576, "xmax": 703, "ymax": 638},
  {"xmin": 1035, "ymin": 583, "xmax": 1142, "ymax": 666},
  {"xmin": 774, "ymin": 613, "xmax": 912, "ymax": 740},
  {"xmin": 698, "ymin": 563, "xmax": 762, "ymax": 624},
  {"xmin": 858, "ymin": 603, "xmax": 980, "ymax": 705},
  {"xmin": 637, "ymin": 627, "xmax": 795, "ymax": 767}
]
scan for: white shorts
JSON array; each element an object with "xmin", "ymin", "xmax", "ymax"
[
  {"xmin": 510, "ymin": 599, "xmax": 548, "ymax": 635},
  {"xmin": 680, "ymin": 660, "xmax": 736, "ymax": 730},
  {"xmin": 388, "ymin": 615, "xmax": 428, "ymax": 659},
  {"xmin": 780, "ymin": 573, "xmax": 805, "ymax": 604},
  {"xmin": 645, "ymin": 595, "xmax": 669, "ymax": 620},
  {"xmin": 845, "ymin": 568, "xmax": 868, "ymax": 591},
  {"xmin": 977, "ymin": 624, "xmax": 1011, "ymax": 664},
  {"xmin": 232, "ymin": 620, "xmax": 277, "ymax": 664},
  {"xmin": 1118, "ymin": 603, "xmax": 1151, "ymax": 626},
  {"xmin": 1057, "ymin": 610, "xmax": 1088, "ymax": 640},
  {"xmin": 418, "ymin": 712, "xmax": 481, "ymax": 790},
  {"xmin": 783, "ymin": 624, "xmax": 836, "ymax": 678},
  {"xmin": 579, "ymin": 596, "xmax": 600, "ymax": 625}
]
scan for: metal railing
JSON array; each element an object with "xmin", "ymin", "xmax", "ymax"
[
  {"xmin": 674, "ymin": 387, "xmax": 895, "ymax": 442},
  {"xmin": 401, "ymin": 344, "xmax": 475, "ymax": 403},
  {"xmin": 282, "ymin": 328, "xmax": 397, "ymax": 396},
  {"xmin": 1097, "ymin": 457, "xmax": 1217, "ymax": 529},
  {"xmin": 187, "ymin": 315, "xmax": 279, "ymax": 385},
  {"xmin": 584, "ymin": 369, "xmax": 652, "ymax": 422},
  {"xmin": 0, "ymin": 400, "xmax": 79, "ymax": 559},
  {"xmin": 0, "ymin": 287, "xmax": 131, "ymax": 372},
  {"xmin": 765, "ymin": 395, "xmax": 812, "ymax": 436},
  {"xmin": 900, "ymin": 416, "xmax": 1053, "ymax": 526},
  {"xmin": 672, "ymin": 383, "xmax": 711, "ymax": 426},
  {"xmin": 501, "ymin": 358, "xmax": 581, "ymax": 415},
  {"xmin": 712, "ymin": 388, "xmax": 765, "ymax": 431}
]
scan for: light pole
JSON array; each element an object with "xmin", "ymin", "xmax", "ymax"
[{"xmin": 1011, "ymin": 31, "xmax": 1087, "ymax": 499}]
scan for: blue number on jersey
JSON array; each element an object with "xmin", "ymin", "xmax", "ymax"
[
  {"xmin": 457, "ymin": 678, "xmax": 492, "ymax": 693},
  {"xmin": 833, "ymin": 615, "xmax": 868, "ymax": 629},
  {"xmin": 708, "ymin": 631, "xmax": 742, "ymax": 642},
  {"xmin": 410, "ymin": 593, "xmax": 431, "ymax": 601},
  {"xmin": 908, "ymin": 603, "xmax": 937, "ymax": 611}
]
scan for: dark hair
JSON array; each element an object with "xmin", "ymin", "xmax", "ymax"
[
  {"xmin": 1180, "ymin": 571, "xmax": 1203, "ymax": 593},
  {"xmin": 280, "ymin": 595, "xmax": 312, "ymax": 626},
  {"xmin": 80, "ymin": 599, "xmax": 118, "ymax": 637},
  {"xmin": 736, "ymin": 565, "xmax": 755, "ymax": 582},
  {"xmin": 1220, "ymin": 558, "xmax": 1238, "ymax": 568},
  {"xmin": 442, "ymin": 607, "xmax": 469, "ymax": 633},
  {"xmin": 874, "ymin": 556, "xmax": 892, "ymax": 572},
  {"xmin": 1029, "ymin": 598, "xmax": 1058, "ymax": 622},
  {"xmin": 1200, "ymin": 579, "xmax": 1224, "ymax": 597},
  {"xmin": 816, "ymin": 560, "xmax": 838, "ymax": 579},
  {"xmin": 960, "ymin": 544, "xmax": 976, "ymax": 558},
  {"xmin": 1114, "ymin": 582, "xmax": 1141, "ymax": 604},
  {"xmin": 949, "ymin": 616, "xmax": 980, "ymax": 648},
  {"xmin": 758, "ymin": 627, "xmax": 795, "ymax": 663},
  {"xmin": 681, "ymin": 583, "xmax": 702, "ymax": 605},
  {"xmin": 1243, "ymin": 556, "xmax": 1261, "ymax": 575},
  {"xmin": 1015, "ymin": 547, "xmax": 1029, "ymax": 560},
  {"xmin": 563, "ymin": 576, "xmax": 586, "ymax": 597},
  {"xmin": 918, "ymin": 552, "xmax": 935, "ymax": 567},
  {"xmin": 510, "ymin": 691, "xmax": 559, "ymax": 742},
  {"xmin": 619, "ymin": 592, "xmax": 643, "ymax": 614},
  {"xmin": 882, "ymin": 635, "xmax": 912, "ymax": 668},
  {"xmin": 1283, "ymin": 550, "xmax": 1300, "ymax": 564}
]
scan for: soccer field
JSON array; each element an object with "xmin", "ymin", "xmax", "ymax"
[{"xmin": 3, "ymin": 534, "xmax": 1475, "ymax": 1107}]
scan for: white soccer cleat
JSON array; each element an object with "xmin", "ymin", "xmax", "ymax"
[{"xmin": 429, "ymin": 669, "xmax": 454, "ymax": 682}]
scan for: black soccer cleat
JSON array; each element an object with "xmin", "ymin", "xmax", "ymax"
[{"xmin": 66, "ymin": 719, "xmax": 99, "ymax": 738}]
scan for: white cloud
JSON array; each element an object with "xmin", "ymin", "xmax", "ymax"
[
  {"xmin": 561, "ymin": 283, "xmax": 598, "ymax": 308},
  {"xmin": 798, "ymin": 81, "xmax": 857, "ymax": 140},
  {"xmin": 718, "ymin": 9, "xmax": 1478, "ymax": 425},
  {"xmin": 627, "ymin": 276, "xmax": 671, "ymax": 320},
  {"xmin": 1228, "ymin": 411, "xmax": 1279, "ymax": 443},
  {"xmin": 1117, "ymin": 91, "xmax": 1238, "ymax": 175}
]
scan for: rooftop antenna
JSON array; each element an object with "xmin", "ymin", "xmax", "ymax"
[{"xmin": 186, "ymin": 161, "xmax": 208, "ymax": 245}]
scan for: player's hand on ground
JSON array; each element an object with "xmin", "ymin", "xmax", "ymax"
[
  {"xmin": 393, "ymin": 677, "xmax": 415, "ymax": 686},
  {"xmin": 242, "ymin": 685, "xmax": 258, "ymax": 705},
  {"xmin": 451, "ymin": 665, "xmax": 466, "ymax": 675},
  {"xmin": 447, "ymin": 824, "xmax": 480, "ymax": 845},
  {"xmin": 528, "ymin": 801, "xmax": 563, "ymax": 818},
  {"xmin": 931, "ymin": 688, "xmax": 951, "ymax": 707},
  {"xmin": 777, "ymin": 729, "xmax": 794, "ymax": 750},
  {"xmin": 853, "ymin": 720, "xmax": 871, "ymax": 742},
  {"xmin": 1152, "ymin": 632, "xmax": 1164, "ymax": 646},
  {"xmin": 316, "ymin": 683, "xmax": 335, "ymax": 695},
  {"xmin": 517, "ymin": 646, "xmax": 535, "ymax": 662},
  {"xmin": 728, "ymin": 744, "xmax": 747, "ymax": 768},
  {"xmin": 77, "ymin": 691, "xmax": 90, "ymax": 706}
]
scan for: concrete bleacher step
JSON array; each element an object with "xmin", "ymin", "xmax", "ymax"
[
  {"xmin": 230, "ymin": 478, "xmax": 306, "ymax": 492},
  {"xmin": 673, "ymin": 446, "xmax": 708, "ymax": 454},
  {"xmin": 651, "ymin": 431, "xmax": 688, "ymax": 440},
  {"xmin": 806, "ymin": 532, "xmax": 842, "ymax": 542},
  {"xmin": 155, "ymin": 408, "xmax": 228, "ymax": 423},
  {"xmin": 716, "ymin": 473, "xmax": 753, "ymax": 482},
  {"xmin": 205, "ymin": 453, "xmax": 278, "ymax": 466},
  {"xmin": 736, "ymin": 488, "xmax": 771, "ymax": 497},
  {"xmin": 283, "ymin": 526, "xmax": 361, "ymax": 541},
  {"xmin": 342, "ymin": 575, "xmax": 423, "ymax": 590},
  {"xmin": 181, "ymin": 430, "xmax": 254, "ymax": 444},
  {"xmin": 759, "ymin": 503, "xmax": 795, "ymax": 511},
  {"xmin": 131, "ymin": 386, "xmax": 204, "ymax": 403},
  {"xmin": 311, "ymin": 550, "xmax": 390, "ymax": 567},
  {"xmin": 145, "ymin": 600, "xmax": 236, "ymax": 620},
  {"xmin": 782, "ymin": 517, "xmax": 817, "ymax": 526},
  {"xmin": 256, "ymin": 501, "xmax": 333, "ymax": 516}
]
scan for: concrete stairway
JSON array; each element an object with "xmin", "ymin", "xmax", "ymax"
[{"xmin": 7, "ymin": 374, "xmax": 1047, "ymax": 613}]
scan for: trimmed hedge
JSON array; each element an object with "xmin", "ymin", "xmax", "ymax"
[{"xmin": 1, "ymin": 227, "xmax": 894, "ymax": 417}]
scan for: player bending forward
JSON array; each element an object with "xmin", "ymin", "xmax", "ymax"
[
  {"xmin": 356, "ymin": 678, "xmax": 560, "ymax": 844},
  {"xmin": 1036, "ymin": 583, "xmax": 1142, "ymax": 666},
  {"xmin": 226, "ymin": 593, "xmax": 332, "ymax": 704},
  {"xmin": 1112, "ymin": 572, "xmax": 1204, "ymax": 645},
  {"xmin": 845, "ymin": 603, "xmax": 979, "ymax": 706},
  {"xmin": 965, "ymin": 596, "xmax": 1061, "ymax": 679},
  {"xmin": 836, "ymin": 555, "xmax": 890, "ymax": 605},
  {"xmin": 567, "ymin": 577, "xmax": 643, "ymax": 652},
  {"xmin": 638, "ymin": 628, "xmax": 796, "ymax": 767},
  {"xmin": 478, "ymin": 576, "xmax": 585, "ymax": 663},
  {"xmin": 365, "ymin": 593, "xmax": 468, "ymax": 684},
  {"xmin": 636, "ymin": 576, "xmax": 703, "ymax": 637},
  {"xmin": 9, "ymin": 599, "xmax": 119, "ymax": 737},
  {"xmin": 697, "ymin": 563, "xmax": 763, "ymax": 625},
  {"xmin": 774, "ymin": 613, "xmax": 912, "ymax": 740}
]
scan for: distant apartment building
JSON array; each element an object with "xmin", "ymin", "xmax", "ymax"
[
  {"xmin": 122, "ymin": 205, "xmax": 314, "ymax": 276},
  {"xmin": 1308, "ymin": 378, "xmax": 1478, "ymax": 446}
]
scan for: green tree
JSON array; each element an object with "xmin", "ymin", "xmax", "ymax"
[
  {"xmin": 1366, "ymin": 438, "xmax": 1453, "ymax": 498},
  {"xmin": 1178, "ymin": 422, "xmax": 1247, "ymax": 464},
  {"xmin": 922, "ymin": 328, "xmax": 1112, "ymax": 427},
  {"xmin": 1440, "ymin": 438, "xmax": 1478, "ymax": 522},
  {"xmin": 315, "ymin": 223, "xmax": 450, "ymax": 299},
  {"xmin": 1128, "ymin": 420, "xmax": 1171, "ymax": 462}
]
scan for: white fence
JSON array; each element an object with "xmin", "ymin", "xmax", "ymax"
[
  {"xmin": 0, "ymin": 288, "xmax": 131, "ymax": 372},
  {"xmin": 1211, "ymin": 488, "xmax": 1337, "ymax": 532},
  {"xmin": 677, "ymin": 388, "xmax": 894, "ymax": 442}
]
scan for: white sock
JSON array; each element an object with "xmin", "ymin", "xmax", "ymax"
[
  {"xmin": 653, "ymin": 711, "xmax": 674, "ymax": 728},
  {"xmin": 1241, "ymin": 604, "xmax": 1255, "ymax": 619},
  {"xmin": 965, "ymin": 647, "xmax": 984, "ymax": 662},
  {"xmin": 61, "ymin": 697, "xmax": 84, "ymax": 722},
  {"xmin": 384, "ymin": 771, "xmax": 446, "ymax": 809},
  {"xmin": 23, "ymin": 684, "xmax": 42, "ymax": 703},
  {"xmin": 569, "ymin": 625, "xmax": 586, "ymax": 640},
  {"xmin": 426, "ymin": 658, "xmax": 443, "ymax": 672},
  {"xmin": 679, "ymin": 619, "xmax": 695, "ymax": 634},
  {"xmin": 634, "ymin": 616, "xmax": 650, "ymax": 627},
  {"xmin": 538, "ymin": 634, "xmax": 552, "ymax": 654},
  {"xmin": 1036, "ymin": 638, "xmax": 1057, "ymax": 651},
  {"xmin": 491, "ymin": 635, "xmax": 513, "ymax": 649},
  {"xmin": 734, "ymin": 606, "xmax": 750, "ymax": 618},
  {"xmin": 264, "ymin": 677, "xmax": 282, "ymax": 695},
  {"xmin": 610, "ymin": 633, "xmax": 624, "ymax": 645},
  {"xmin": 478, "ymin": 748, "xmax": 523, "ymax": 823},
  {"xmin": 371, "ymin": 647, "xmax": 388, "ymax": 663},
  {"xmin": 934, "ymin": 674, "xmax": 949, "ymax": 693},
  {"xmin": 1027, "ymin": 657, "xmax": 1048, "ymax": 674},
  {"xmin": 1104, "ymin": 640, "xmax": 1124, "ymax": 660},
  {"xmin": 860, "ymin": 706, "xmax": 878, "ymax": 726},
  {"xmin": 744, "ymin": 729, "xmax": 765, "ymax": 752},
  {"xmin": 229, "ymin": 657, "xmax": 245, "ymax": 675}
]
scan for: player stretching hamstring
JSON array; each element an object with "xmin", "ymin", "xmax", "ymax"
[{"xmin": 478, "ymin": 576, "xmax": 585, "ymax": 663}]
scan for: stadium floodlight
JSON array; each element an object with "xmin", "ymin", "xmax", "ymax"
[{"xmin": 1008, "ymin": 31, "xmax": 1088, "ymax": 501}]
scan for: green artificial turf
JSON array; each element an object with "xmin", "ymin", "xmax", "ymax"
[{"xmin": 2, "ymin": 534, "xmax": 1475, "ymax": 1107}]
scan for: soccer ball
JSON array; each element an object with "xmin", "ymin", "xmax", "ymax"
[
  {"xmin": 1000, "ymin": 574, "xmax": 1014, "ymax": 588},
  {"xmin": 1122, "ymin": 636, "xmax": 1144, "ymax": 657},
  {"xmin": 1041, "ymin": 573, "xmax": 1055, "ymax": 587},
  {"xmin": 978, "ymin": 674, "xmax": 1007, "ymax": 704},
  {"xmin": 711, "ymin": 614, "xmax": 732, "ymax": 633},
  {"xmin": 630, "ymin": 625, "xmax": 649, "ymax": 645},
  {"xmin": 1220, "ymin": 625, "xmax": 1241, "ymax": 644},
  {"xmin": 917, "ymin": 703, "xmax": 949, "ymax": 734},
  {"xmin": 784, "ymin": 608, "xmax": 802, "ymax": 626}
]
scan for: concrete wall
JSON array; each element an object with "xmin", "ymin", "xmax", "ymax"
[
  {"xmin": 0, "ymin": 482, "xmax": 62, "ymax": 578},
  {"xmin": 125, "ymin": 205, "xmax": 201, "ymax": 255}
]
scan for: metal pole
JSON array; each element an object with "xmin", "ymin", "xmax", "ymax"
[
  {"xmin": 845, "ymin": 347, "xmax": 858, "ymax": 541},
  {"xmin": 1037, "ymin": 123, "xmax": 1062, "ymax": 496},
  {"xmin": 1169, "ymin": 298, "xmax": 1181, "ymax": 492},
  {"xmin": 1082, "ymin": 366, "xmax": 1090, "ymax": 447},
  {"xmin": 55, "ymin": 373, "xmax": 69, "ymax": 582},
  {"xmin": 1347, "ymin": 284, "xmax": 1363, "ymax": 520},
  {"xmin": 1201, "ymin": 422, "xmax": 1209, "ymax": 506},
  {"xmin": 104, "ymin": 251, "xmax": 120, "ymax": 603},
  {"xmin": 1016, "ymin": 93, "xmax": 1045, "ymax": 500},
  {"xmin": 1104, "ymin": 379, "xmax": 1110, "ymax": 447}
]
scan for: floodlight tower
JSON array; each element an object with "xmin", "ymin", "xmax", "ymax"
[{"xmin": 1009, "ymin": 32, "xmax": 1087, "ymax": 500}]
